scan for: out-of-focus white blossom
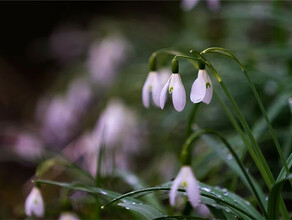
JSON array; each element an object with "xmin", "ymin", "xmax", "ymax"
[
  {"xmin": 78, "ymin": 99, "xmax": 139, "ymax": 176},
  {"xmin": 49, "ymin": 25, "xmax": 89, "ymax": 64},
  {"xmin": 25, "ymin": 187, "xmax": 44, "ymax": 217},
  {"xmin": 37, "ymin": 78, "xmax": 92, "ymax": 145},
  {"xmin": 87, "ymin": 36, "xmax": 130, "ymax": 86},
  {"xmin": 181, "ymin": 0, "xmax": 220, "ymax": 11},
  {"xmin": 14, "ymin": 132, "xmax": 43, "ymax": 160},
  {"xmin": 196, "ymin": 204, "xmax": 214, "ymax": 219},
  {"xmin": 142, "ymin": 71, "xmax": 162, "ymax": 108},
  {"xmin": 59, "ymin": 212, "xmax": 80, "ymax": 220}
]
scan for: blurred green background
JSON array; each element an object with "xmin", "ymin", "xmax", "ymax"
[{"xmin": 0, "ymin": 1, "xmax": 292, "ymax": 219}]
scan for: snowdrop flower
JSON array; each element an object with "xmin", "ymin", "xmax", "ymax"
[
  {"xmin": 59, "ymin": 212, "xmax": 80, "ymax": 220},
  {"xmin": 25, "ymin": 186, "xmax": 44, "ymax": 217},
  {"xmin": 181, "ymin": 0, "xmax": 220, "ymax": 11},
  {"xmin": 190, "ymin": 69, "xmax": 213, "ymax": 104},
  {"xmin": 160, "ymin": 74, "xmax": 186, "ymax": 112},
  {"xmin": 142, "ymin": 71, "xmax": 162, "ymax": 108},
  {"xmin": 169, "ymin": 166, "xmax": 200, "ymax": 208}
]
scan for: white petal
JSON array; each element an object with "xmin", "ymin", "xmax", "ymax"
[
  {"xmin": 171, "ymin": 74, "xmax": 186, "ymax": 112},
  {"xmin": 185, "ymin": 169, "xmax": 200, "ymax": 208},
  {"xmin": 181, "ymin": 0, "xmax": 200, "ymax": 11},
  {"xmin": 196, "ymin": 204, "xmax": 212, "ymax": 218},
  {"xmin": 190, "ymin": 70, "xmax": 207, "ymax": 103},
  {"xmin": 59, "ymin": 212, "xmax": 80, "ymax": 220},
  {"xmin": 160, "ymin": 76, "xmax": 172, "ymax": 110},
  {"xmin": 169, "ymin": 168, "xmax": 184, "ymax": 206},
  {"xmin": 151, "ymin": 72, "xmax": 162, "ymax": 107},
  {"xmin": 202, "ymin": 72, "xmax": 213, "ymax": 104},
  {"xmin": 142, "ymin": 73, "xmax": 152, "ymax": 108}
]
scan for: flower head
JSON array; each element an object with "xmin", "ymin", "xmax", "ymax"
[
  {"xmin": 169, "ymin": 166, "xmax": 200, "ymax": 208},
  {"xmin": 190, "ymin": 69, "xmax": 213, "ymax": 104},
  {"xmin": 142, "ymin": 71, "xmax": 162, "ymax": 108},
  {"xmin": 25, "ymin": 186, "xmax": 44, "ymax": 217},
  {"xmin": 59, "ymin": 212, "xmax": 80, "ymax": 220},
  {"xmin": 160, "ymin": 74, "xmax": 186, "ymax": 112}
]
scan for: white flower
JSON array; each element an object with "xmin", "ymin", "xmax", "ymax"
[
  {"xmin": 190, "ymin": 69, "xmax": 213, "ymax": 104},
  {"xmin": 25, "ymin": 187, "xmax": 44, "ymax": 217},
  {"xmin": 160, "ymin": 74, "xmax": 186, "ymax": 112},
  {"xmin": 59, "ymin": 212, "xmax": 80, "ymax": 220},
  {"xmin": 181, "ymin": 0, "xmax": 220, "ymax": 11},
  {"xmin": 169, "ymin": 166, "xmax": 200, "ymax": 208},
  {"xmin": 142, "ymin": 71, "xmax": 162, "ymax": 108}
]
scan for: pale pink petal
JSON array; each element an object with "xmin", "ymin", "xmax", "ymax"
[
  {"xmin": 207, "ymin": 0, "xmax": 220, "ymax": 11},
  {"xmin": 151, "ymin": 73, "xmax": 162, "ymax": 107},
  {"xmin": 181, "ymin": 0, "xmax": 200, "ymax": 11},
  {"xmin": 169, "ymin": 169, "xmax": 184, "ymax": 206},
  {"xmin": 142, "ymin": 73, "xmax": 152, "ymax": 108},
  {"xmin": 185, "ymin": 170, "xmax": 201, "ymax": 208},
  {"xmin": 190, "ymin": 70, "xmax": 206, "ymax": 103},
  {"xmin": 25, "ymin": 187, "xmax": 44, "ymax": 217},
  {"xmin": 160, "ymin": 76, "xmax": 172, "ymax": 110},
  {"xmin": 202, "ymin": 72, "xmax": 213, "ymax": 104},
  {"xmin": 172, "ymin": 74, "xmax": 186, "ymax": 112}
]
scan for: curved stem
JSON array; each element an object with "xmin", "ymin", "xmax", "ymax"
[
  {"xmin": 202, "ymin": 47, "xmax": 289, "ymax": 175},
  {"xmin": 180, "ymin": 129, "xmax": 268, "ymax": 218},
  {"xmin": 186, "ymin": 103, "xmax": 201, "ymax": 138}
]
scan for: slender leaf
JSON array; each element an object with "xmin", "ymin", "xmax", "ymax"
[{"xmin": 267, "ymin": 174, "xmax": 292, "ymax": 219}]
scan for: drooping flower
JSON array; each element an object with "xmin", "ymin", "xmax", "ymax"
[
  {"xmin": 59, "ymin": 212, "xmax": 80, "ymax": 220},
  {"xmin": 25, "ymin": 186, "xmax": 45, "ymax": 217},
  {"xmin": 181, "ymin": 0, "xmax": 220, "ymax": 11},
  {"xmin": 160, "ymin": 74, "xmax": 186, "ymax": 112},
  {"xmin": 169, "ymin": 166, "xmax": 200, "ymax": 208},
  {"xmin": 190, "ymin": 69, "xmax": 213, "ymax": 104},
  {"xmin": 142, "ymin": 71, "xmax": 162, "ymax": 108}
]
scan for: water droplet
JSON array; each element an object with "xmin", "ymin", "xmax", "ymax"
[
  {"xmin": 223, "ymin": 192, "xmax": 229, "ymax": 196},
  {"xmin": 244, "ymin": 201, "xmax": 250, "ymax": 205},
  {"xmin": 202, "ymin": 187, "xmax": 211, "ymax": 192},
  {"xmin": 227, "ymin": 154, "xmax": 233, "ymax": 160},
  {"xmin": 225, "ymin": 208, "xmax": 231, "ymax": 213},
  {"xmin": 101, "ymin": 206, "xmax": 104, "ymax": 209},
  {"xmin": 222, "ymin": 188, "xmax": 228, "ymax": 192},
  {"xmin": 100, "ymin": 190, "xmax": 107, "ymax": 195},
  {"xmin": 132, "ymin": 202, "xmax": 136, "ymax": 205},
  {"xmin": 125, "ymin": 207, "xmax": 130, "ymax": 210}
]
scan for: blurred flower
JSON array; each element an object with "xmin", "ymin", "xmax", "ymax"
[
  {"xmin": 196, "ymin": 204, "xmax": 214, "ymax": 219},
  {"xmin": 79, "ymin": 99, "xmax": 139, "ymax": 176},
  {"xmin": 87, "ymin": 35, "xmax": 130, "ymax": 86},
  {"xmin": 190, "ymin": 69, "xmax": 213, "ymax": 104},
  {"xmin": 25, "ymin": 187, "xmax": 44, "ymax": 217},
  {"xmin": 160, "ymin": 74, "xmax": 186, "ymax": 112},
  {"xmin": 59, "ymin": 212, "xmax": 80, "ymax": 220},
  {"xmin": 49, "ymin": 24, "xmax": 89, "ymax": 64},
  {"xmin": 181, "ymin": 0, "xmax": 220, "ymax": 11},
  {"xmin": 142, "ymin": 71, "xmax": 162, "ymax": 108},
  {"xmin": 14, "ymin": 132, "xmax": 43, "ymax": 160},
  {"xmin": 37, "ymin": 78, "xmax": 92, "ymax": 146},
  {"xmin": 169, "ymin": 166, "xmax": 200, "ymax": 208}
]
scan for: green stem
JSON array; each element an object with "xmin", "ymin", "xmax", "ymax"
[
  {"xmin": 180, "ymin": 129, "xmax": 268, "ymax": 218},
  {"xmin": 220, "ymin": 81, "xmax": 274, "ymax": 186},
  {"xmin": 243, "ymin": 70, "xmax": 289, "ymax": 174},
  {"xmin": 186, "ymin": 103, "xmax": 201, "ymax": 138},
  {"xmin": 201, "ymin": 47, "xmax": 289, "ymax": 175}
]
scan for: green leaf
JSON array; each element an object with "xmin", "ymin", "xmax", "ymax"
[
  {"xmin": 153, "ymin": 216, "xmax": 207, "ymax": 220},
  {"xmin": 267, "ymin": 174, "xmax": 292, "ymax": 219},
  {"xmin": 35, "ymin": 179, "xmax": 165, "ymax": 220},
  {"xmin": 103, "ymin": 181, "xmax": 263, "ymax": 220}
]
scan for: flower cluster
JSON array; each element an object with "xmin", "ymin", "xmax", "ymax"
[{"xmin": 142, "ymin": 64, "xmax": 213, "ymax": 112}]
